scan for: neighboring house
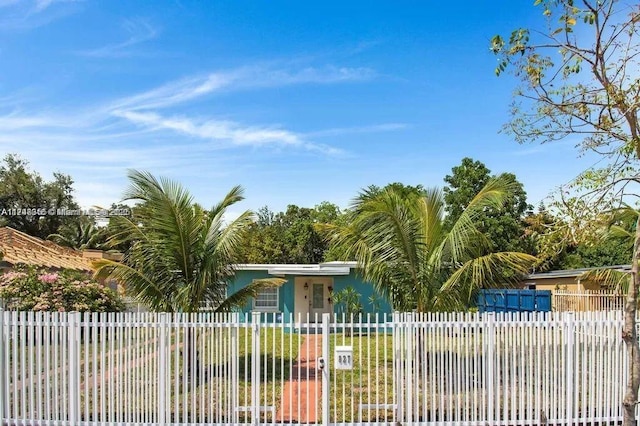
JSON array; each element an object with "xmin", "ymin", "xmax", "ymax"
[
  {"xmin": 523, "ymin": 265, "xmax": 630, "ymax": 312},
  {"xmin": 228, "ymin": 262, "xmax": 391, "ymax": 320},
  {"xmin": 523, "ymin": 265, "xmax": 631, "ymax": 292},
  {"xmin": 0, "ymin": 226, "xmax": 122, "ymax": 290}
]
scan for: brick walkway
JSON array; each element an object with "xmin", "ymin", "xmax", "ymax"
[{"xmin": 276, "ymin": 335, "xmax": 323, "ymax": 423}]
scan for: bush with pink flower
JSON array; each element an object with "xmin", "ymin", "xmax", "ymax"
[{"xmin": 0, "ymin": 266, "xmax": 124, "ymax": 312}]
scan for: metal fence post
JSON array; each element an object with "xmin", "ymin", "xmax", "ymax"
[
  {"xmin": 565, "ymin": 312, "xmax": 575, "ymax": 424},
  {"xmin": 251, "ymin": 312, "xmax": 261, "ymax": 425},
  {"xmin": 406, "ymin": 312, "xmax": 414, "ymax": 426},
  {"xmin": 394, "ymin": 312, "xmax": 404, "ymax": 423},
  {"xmin": 485, "ymin": 312, "xmax": 496, "ymax": 425},
  {"xmin": 158, "ymin": 313, "xmax": 168, "ymax": 425},
  {"xmin": 68, "ymin": 312, "xmax": 80, "ymax": 425},
  {"xmin": 321, "ymin": 313, "xmax": 330, "ymax": 426},
  {"xmin": 231, "ymin": 312, "xmax": 239, "ymax": 423}
]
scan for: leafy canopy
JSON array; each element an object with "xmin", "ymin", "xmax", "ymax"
[
  {"xmin": 0, "ymin": 154, "xmax": 80, "ymax": 239},
  {"xmin": 443, "ymin": 157, "xmax": 532, "ymax": 253},
  {"xmin": 238, "ymin": 202, "xmax": 343, "ymax": 264}
]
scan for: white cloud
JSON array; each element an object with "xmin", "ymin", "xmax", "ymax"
[
  {"xmin": 110, "ymin": 73, "xmax": 235, "ymax": 111},
  {"xmin": 306, "ymin": 123, "xmax": 408, "ymax": 138},
  {"xmin": 0, "ymin": 0, "xmax": 80, "ymax": 30},
  {"xmin": 110, "ymin": 64, "xmax": 374, "ymax": 111},
  {"xmin": 114, "ymin": 110, "xmax": 343, "ymax": 154},
  {"xmin": 0, "ymin": 60, "xmax": 376, "ymax": 208},
  {"xmin": 78, "ymin": 18, "xmax": 158, "ymax": 58}
]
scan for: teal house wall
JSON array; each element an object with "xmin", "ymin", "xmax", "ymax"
[{"xmin": 227, "ymin": 263, "xmax": 391, "ymax": 319}]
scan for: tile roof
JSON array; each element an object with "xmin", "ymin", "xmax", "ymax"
[{"xmin": 0, "ymin": 227, "xmax": 94, "ymax": 271}]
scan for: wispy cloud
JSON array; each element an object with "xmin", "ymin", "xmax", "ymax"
[
  {"xmin": 252, "ymin": 65, "xmax": 375, "ymax": 86},
  {"xmin": 111, "ymin": 64, "xmax": 374, "ymax": 111},
  {"xmin": 0, "ymin": 0, "xmax": 80, "ymax": 30},
  {"xmin": 78, "ymin": 18, "xmax": 158, "ymax": 58},
  {"xmin": 0, "ymin": 59, "xmax": 373, "ymax": 210},
  {"xmin": 306, "ymin": 123, "xmax": 408, "ymax": 138},
  {"xmin": 114, "ymin": 110, "xmax": 343, "ymax": 155},
  {"xmin": 33, "ymin": 0, "xmax": 63, "ymax": 12},
  {"xmin": 110, "ymin": 73, "xmax": 235, "ymax": 111},
  {"xmin": 0, "ymin": 62, "xmax": 368, "ymax": 156}
]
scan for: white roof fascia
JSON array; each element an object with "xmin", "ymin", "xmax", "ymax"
[{"xmin": 267, "ymin": 266, "xmax": 351, "ymax": 276}]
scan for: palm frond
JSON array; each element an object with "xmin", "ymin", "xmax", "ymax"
[
  {"xmin": 579, "ymin": 268, "xmax": 629, "ymax": 293},
  {"xmin": 441, "ymin": 252, "xmax": 537, "ymax": 304},
  {"xmin": 93, "ymin": 258, "xmax": 173, "ymax": 312}
]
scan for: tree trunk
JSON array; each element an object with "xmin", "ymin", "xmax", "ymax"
[{"xmin": 622, "ymin": 214, "xmax": 640, "ymax": 425}]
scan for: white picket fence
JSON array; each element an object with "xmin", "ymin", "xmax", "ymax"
[
  {"xmin": 0, "ymin": 310, "xmax": 636, "ymax": 425},
  {"xmin": 553, "ymin": 289, "xmax": 626, "ymax": 312}
]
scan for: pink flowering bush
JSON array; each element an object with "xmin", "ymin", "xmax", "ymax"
[{"xmin": 0, "ymin": 266, "xmax": 124, "ymax": 312}]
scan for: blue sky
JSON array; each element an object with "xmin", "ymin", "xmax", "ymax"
[{"xmin": 0, "ymin": 0, "xmax": 598, "ymax": 216}]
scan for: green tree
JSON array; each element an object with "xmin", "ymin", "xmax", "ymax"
[
  {"xmin": 93, "ymin": 170, "xmax": 283, "ymax": 313},
  {"xmin": 238, "ymin": 207, "xmax": 288, "ymax": 264},
  {"xmin": 320, "ymin": 177, "xmax": 536, "ymax": 312},
  {"xmin": 492, "ymin": 1, "xmax": 640, "ymax": 420},
  {"xmin": 238, "ymin": 202, "xmax": 343, "ymax": 264},
  {"xmin": 361, "ymin": 182, "xmax": 427, "ymax": 201},
  {"xmin": 0, "ymin": 154, "xmax": 80, "ymax": 239},
  {"xmin": 443, "ymin": 158, "xmax": 531, "ymax": 253}
]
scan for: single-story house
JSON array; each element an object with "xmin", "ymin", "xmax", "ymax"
[
  {"xmin": 522, "ymin": 265, "xmax": 630, "ymax": 311},
  {"xmin": 522, "ymin": 264, "xmax": 631, "ymax": 292},
  {"xmin": 227, "ymin": 262, "xmax": 391, "ymax": 320}
]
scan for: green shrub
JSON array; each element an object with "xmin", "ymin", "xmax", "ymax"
[{"xmin": 0, "ymin": 266, "xmax": 124, "ymax": 312}]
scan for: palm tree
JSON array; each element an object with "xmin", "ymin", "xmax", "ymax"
[
  {"xmin": 319, "ymin": 177, "xmax": 537, "ymax": 312},
  {"xmin": 94, "ymin": 170, "xmax": 283, "ymax": 378},
  {"xmin": 94, "ymin": 170, "xmax": 283, "ymax": 313},
  {"xmin": 48, "ymin": 217, "xmax": 108, "ymax": 250}
]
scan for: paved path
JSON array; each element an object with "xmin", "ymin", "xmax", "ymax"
[{"xmin": 276, "ymin": 335, "xmax": 323, "ymax": 423}]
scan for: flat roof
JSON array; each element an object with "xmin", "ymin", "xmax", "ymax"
[
  {"xmin": 526, "ymin": 264, "xmax": 631, "ymax": 280},
  {"xmin": 235, "ymin": 262, "xmax": 357, "ymax": 276}
]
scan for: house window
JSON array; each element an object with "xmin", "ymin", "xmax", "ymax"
[{"xmin": 254, "ymin": 287, "xmax": 279, "ymax": 311}]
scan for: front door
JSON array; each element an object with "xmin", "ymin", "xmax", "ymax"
[{"xmin": 310, "ymin": 283, "xmax": 326, "ymax": 319}]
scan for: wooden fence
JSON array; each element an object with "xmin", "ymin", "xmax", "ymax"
[{"xmin": 553, "ymin": 289, "xmax": 626, "ymax": 312}]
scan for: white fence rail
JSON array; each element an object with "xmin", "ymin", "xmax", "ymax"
[
  {"xmin": 553, "ymin": 289, "xmax": 626, "ymax": 311},
  {"xmin": 0, "ymin": 310, "xmax": 636, "ymax": 425}
]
